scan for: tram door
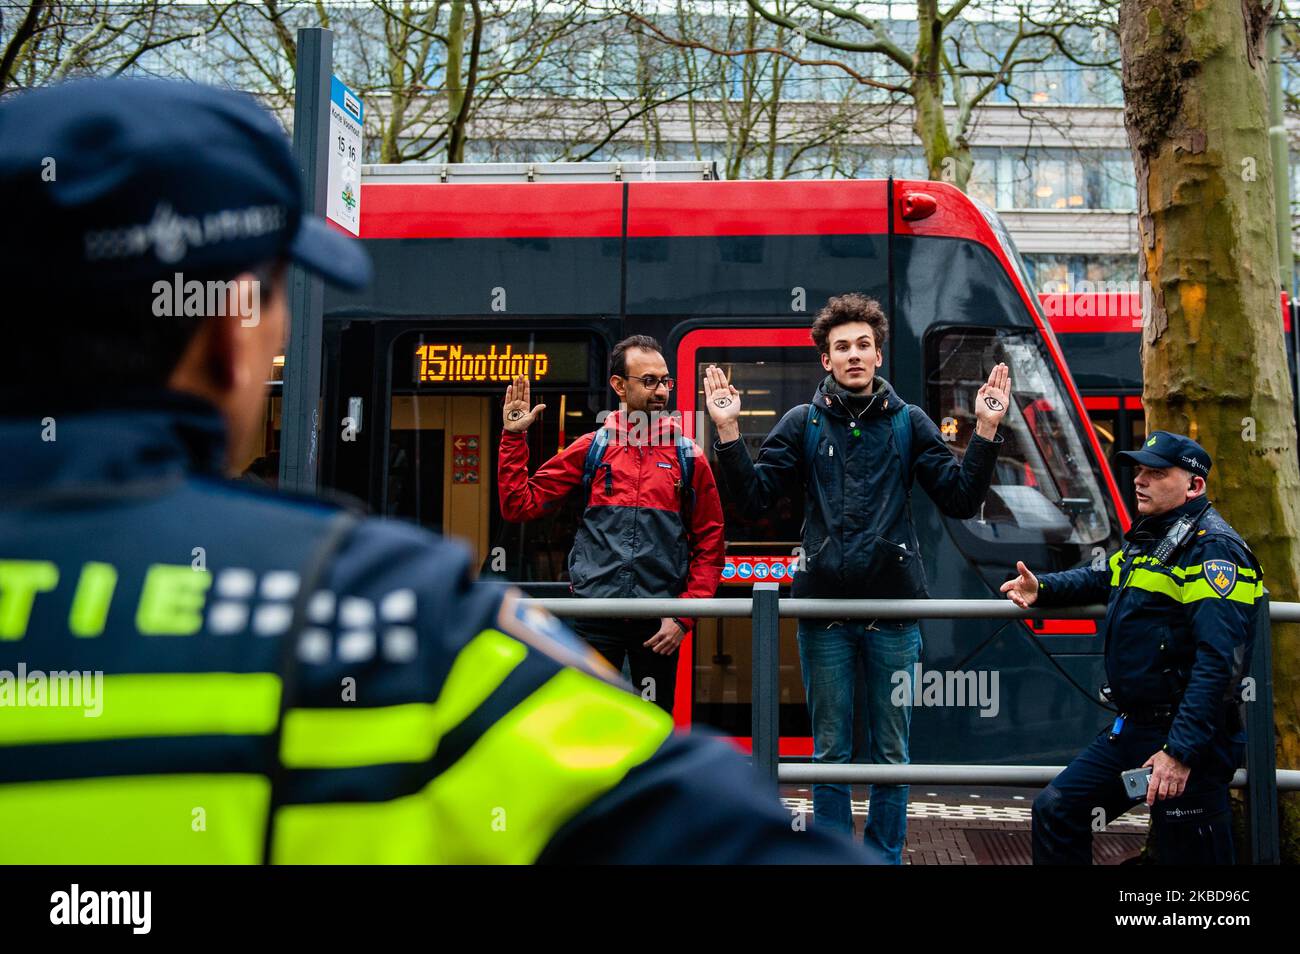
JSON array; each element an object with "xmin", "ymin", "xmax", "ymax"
[
  {"xmin": 674, "ymin": 328, "xmax": 822, "ymax": 745},
  {"xmin": 387, "ymin": 395, "xmax": 493, "ymax": 567}
]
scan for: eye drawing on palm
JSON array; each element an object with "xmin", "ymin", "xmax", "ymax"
[
  {"xmin": 507, "ymin": 410, "xmax": 524, "ymax": 421},
  {"xmin": 714, "ymin": 397, "xmax": 732, "ymax": 408},
  {"xmin": 984, "ymin": 396, "xmax": 1004, "ymax": 412}
]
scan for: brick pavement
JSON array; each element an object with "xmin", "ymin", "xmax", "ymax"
[{"xmin": 780, "ymin": 789, "xmax": 1150, "ymax": 865}]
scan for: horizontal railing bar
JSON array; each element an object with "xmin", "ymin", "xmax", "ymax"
[
  {"xmin": 781, "ymin": 599, "xmax": 1105, "ymax": 620},
  {"xmin": 526, "ymin": 597, "xmax": 1103, "ymax": 620},
  {"xmin": 1270, "ymin": 602, "xmax": 1300, "ymax": 622},
  {"xmin": 777, "ymin": 764, "xmax": 1300, "ymax": 791},
  {"xmin": 529, "ymin": 598, "xmax": 756, "ymax": 618},
  {"xmin": 780, "ymin": 764, "xmax": 1064, "ymax": 785},
  {"xmin": 524, "ymin": 596, "xmax": 1300, "ymax": 622}
]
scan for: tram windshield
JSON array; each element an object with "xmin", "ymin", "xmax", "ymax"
[{"xmin": 928, "ymin": 327, "xmax": 1112, "ymax": 547}]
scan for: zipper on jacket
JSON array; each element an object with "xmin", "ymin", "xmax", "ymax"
[{"xmin": 833, "ymin": 390, "xmax": 880, "ymax": 438}]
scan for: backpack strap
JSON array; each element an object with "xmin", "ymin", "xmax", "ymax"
[
  {"xmin": 675, "ymin": 433, "xmax": 696, "ymax": 522},
  {"xmin": 581, "ymin": 427, "xmax": 610, "ymax": 505},
  {"xmin": 262, "ymin": 509, "xmax": 362, "ymax": 865},
  {"xmin": 801, "ymin": 400, "xmax": 911, "ymax": 489},
  {"xmin": 890, "ymin": 403, "xmax": 913, "ymax": 489},
  {"xmin": 801, "ymin": 403, "xmax": 821, "ymax": 482}
]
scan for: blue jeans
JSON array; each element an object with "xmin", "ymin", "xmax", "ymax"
[{"xmin": 796, "ymin": 618, "xmax": 922, "ymax": 864}]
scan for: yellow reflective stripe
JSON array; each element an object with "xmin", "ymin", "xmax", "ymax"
[
  {"xmin": 272, "ymin": 669, "xmax": 673, "ymax": 864},
  {"xmin": 1182, "ymin": 578, "xmax": 1264, "ymax": 605},
  {"xmin": 426, "ymin": 628, "xmax": 529, "ymax": 736},
  {"xmin": 273, "ymin": 790, "xmax": 438, "ymax": 863},
  {"xmin": 1124, "ymin": 567, "xmax": 1184, "ymax": 602},
  {"xmin": 1124, "ymin": 567, "xmax": 1263, "ymax": 605},
  {"xmin": 280, "ymin": 628, "xmax": 527, "ymax": 769},
  {"xmin": 0, "ymin": 774, "xmax": 269, "ymax": 863},
  {"xmin": 282, "ymin": 703, "xmax": 440, "ymax": 769},
  {"xmin": 0, "ymin": 672, "xmax": 280, "ymax": 746},
  {"xmin": 1109, "ymin": 550, "xmax": 1123, "ymax": 585},
  {"xmin": 425, "ymin": 668, "xmax": 673, "ymax": 863},
  {"xmin": 1117, "ymin": 560, "xmax": 1257, "ymax": 584},
  {"xmin": 1172, "ymin": 564, "xmax": 1253, "ymax": 580}
]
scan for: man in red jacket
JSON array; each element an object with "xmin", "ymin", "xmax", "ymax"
[{"xmin": 498, "ymin": 335, "xmax": 725, "ymax": 714}]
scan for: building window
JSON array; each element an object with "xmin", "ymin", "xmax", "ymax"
[{"xmin": 1022, "ymin": 254, "xmax": 1139, "ymax": 292}]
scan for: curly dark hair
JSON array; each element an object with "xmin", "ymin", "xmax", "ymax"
[{"xmin": 809, "ymin": 293, "xmax": 889, "ymax": 355}]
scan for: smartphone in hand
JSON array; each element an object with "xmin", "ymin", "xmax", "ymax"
[{"xmin": 1121, "ymin": 766, "xmax": 1152, "ymax": 799}]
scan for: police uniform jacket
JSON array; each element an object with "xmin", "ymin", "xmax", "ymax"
[
  {"xmin": 0, "ymin": 393, "xmax": 866, "ymax": 864},
  {"xmin": 1034, "ymin": 496, "xmax": 1262, "ymax": 767}
]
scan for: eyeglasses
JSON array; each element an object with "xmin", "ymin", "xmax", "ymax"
[{"xmin": 624, "ymin": 374, "xmax": 675, "ymax": 391}]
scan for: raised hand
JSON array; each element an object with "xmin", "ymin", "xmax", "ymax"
[
  {"xmin": 974, "ymin": 362, "xmax": 1011, "ymax": 439},
  {"xmin": 503, "ymin": 375, "xmax": 546, "ymax": 433},
  {"xmin": 999, "ymin": 560, "xmax": 1039, "ymax": 609},
  {"xmin": 703, "ymin": 364, "xmax": 741, "ymax": 443}
]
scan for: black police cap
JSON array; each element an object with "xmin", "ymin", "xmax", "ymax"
[
  {"xmin": 0, "ymin": 78, "xmax": 371, "ymax": 294},
  {"xmin": 1114, "ymin": 430, "xmax": 1212, "ymax": 478}
]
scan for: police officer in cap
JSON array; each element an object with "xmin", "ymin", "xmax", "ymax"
[
  {"xmin": 0, "ymin": 78, "xmax": 871, "ymax": 864},
  {"xmin": 1001, "ymin": 432, "xmax": 1262, "ymax": 864}
]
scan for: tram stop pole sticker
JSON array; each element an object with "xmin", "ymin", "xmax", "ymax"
[
  {"xmin": 453, "ymin": 434, "xmax": 481, "ymax": 484},
  {"xmin": 326, "ymin": 76, "xmax": 364, "ymax": 236}
]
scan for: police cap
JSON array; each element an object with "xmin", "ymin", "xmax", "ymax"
[
  {"xmin": 1114, "ymin": 430, "xmax": 1212, "ymax": 479},
  {"xmin": 0, "ymin": 78, "xmax": 371, "ymax": 298}
]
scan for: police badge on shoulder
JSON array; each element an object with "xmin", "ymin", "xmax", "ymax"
[{"xmin": 1203, "ymin": 560, "xmax": 1237, "ymax": 598}]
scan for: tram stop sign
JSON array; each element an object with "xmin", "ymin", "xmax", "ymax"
[{"xmin": 326, "ymin": 76, "xmax": 363, "ymax": 235}]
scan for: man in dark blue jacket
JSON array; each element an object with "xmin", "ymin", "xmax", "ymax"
[
  {"xmin": 0, "ymin": 78, "xmax": 870, "ymax": 865},
  {"xmin": 705, "ymin": 293, "xmax": 1010, "ymax": 862},
  {"xmin": 1001, "ymin": 432, "xmax": 1261, "ymax": 864}
]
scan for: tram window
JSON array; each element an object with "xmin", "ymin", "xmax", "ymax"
[
  {"xmin": 927, "ymin": 329, "xmax": 1112, "ymax": 546},
  {"xmin": 1088, "ymin": 411, "xmax": 1118, "ymax": 459},
  {"xmin": 486, "ymin": 396, "xmax": 602, "ymax": 583},
  {"xmin": 693, "ymin": 346, "xmax": 823, "ymax": 547},
  {"xmin": 1129, "ymin": 413, "xmax": 1145, "ymax": 453},
  {"xmin": 234, "ymin": 360, "xmax": 283, "ymax": 483},
  {"xmin": 385, "ymin": 329, "xmax": 607, "ymax": 580}
]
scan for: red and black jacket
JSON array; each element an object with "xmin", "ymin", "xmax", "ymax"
[{"xmin": 498, "ymin": 410, "xmax": 725, "ymax": 630}]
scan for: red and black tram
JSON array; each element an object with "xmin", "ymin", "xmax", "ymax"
[{"xmin": 256, "ymin": 167, "xmax": 1146, "ymax": 764}]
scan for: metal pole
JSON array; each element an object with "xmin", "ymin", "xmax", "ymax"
[
  {"xmin": 751, "ymin": 582, "xmax": 780, "ymax": 788},
  {"xmin": 778, "ymin": 763, "xmax": 1300, "ymax": 788},
  {"xmin": 1270, "ymin": 24, "xmax": 1294, "ymax": 299},
  {"xmin": 523, "ymin": 596, "xmax": 1108, "ymax": 620},
  {"xmin": 1246, "ymin": 591, "xmax": 1280, "ymax": 864},
  {"xmin": 279, "ymin": 28, "xmax": 333, "ymax": 493},
  {"xmin": 1268, "ymin": 23, "xmax": 1300, "ymax": 461}
]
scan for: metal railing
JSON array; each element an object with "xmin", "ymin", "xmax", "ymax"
[{"xmin": 524, "ymin": 586, "xmax": 1299, "ymax": 865}]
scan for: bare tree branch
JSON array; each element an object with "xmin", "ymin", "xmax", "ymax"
[
  {"xmin": 0, "ymin": 0, "xmax": 47, "ymax": 92},
  {"xmin": 625, "ymin": 9, "xmax": 908, "ymax": 94}
]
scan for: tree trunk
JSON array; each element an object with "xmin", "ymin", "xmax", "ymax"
[
  {"xmin": 446, "ymin": 0, "xmax": 481, "ymax": 164},
  {"xmin": 912, "ymin": 0, "xmax": 968, "ymax": 187},
  {"xmin": 1121, "ymin": 0, "xmax": 1300, "ymax": 861},
  {"xmin": 445, "ymin": 0, "xmax": 465, "ymax": 162}
]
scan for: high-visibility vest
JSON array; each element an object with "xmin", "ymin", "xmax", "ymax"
[{"xmin": 0, "ymin": 497, "xmax": 673, "ymax": 864}]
